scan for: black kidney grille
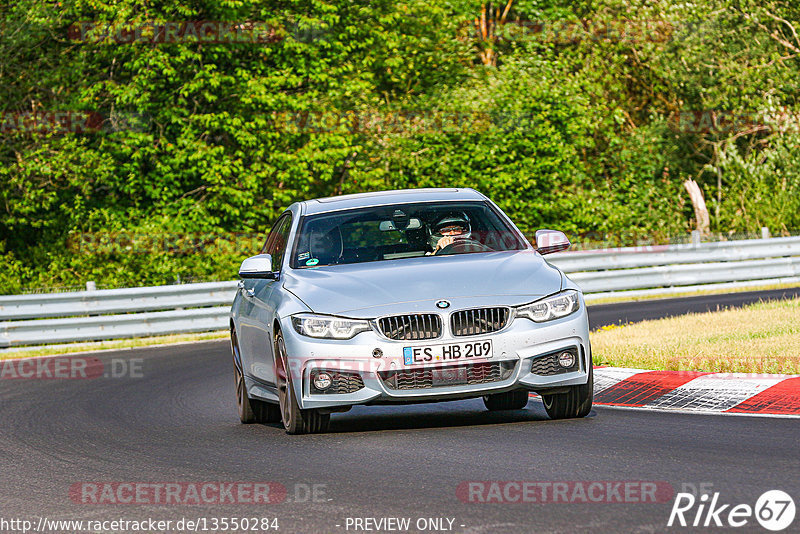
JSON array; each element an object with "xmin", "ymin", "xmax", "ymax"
[
  {"xmin": 378, "ymin": 314, "xmax": 442, "ymax": 340},
  {"xmin": 450, "ymin": 307, "xmax": 510, "ymax": 336}
]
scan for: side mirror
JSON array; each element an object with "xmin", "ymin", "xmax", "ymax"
[
  {"xmin": 239, "ymin": 254, "xmax": 277, "ymax": 279},
  {"xmin": 535, "ymin": 229, "xmax": 571, "ymax": 255}
]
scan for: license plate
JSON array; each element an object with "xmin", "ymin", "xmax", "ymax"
[{"xmin": 403, "ymin": 340, "xmax": 493, "ymax": 366}]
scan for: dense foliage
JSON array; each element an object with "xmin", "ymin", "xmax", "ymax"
[{"xmin": 1, "ymin": 0, "xmax": 799, "ymax": 292}]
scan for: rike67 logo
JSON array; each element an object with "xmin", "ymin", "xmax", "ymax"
[{"xmin": 668, "ymin": 490, "xmax": 795, "ymax": 531}]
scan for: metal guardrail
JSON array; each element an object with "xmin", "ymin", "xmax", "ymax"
[
  {"xmin": 2, "ymin": 307, "xmax": 230, "ymax": 346},
  {"xmin": 0, "ymin": 281, "xmax": 237, "ymax": 321},
  {"xmin": 566, "ymin": 257, "xmax": 800, "ymax": 293},
  {"xmin": 547, "ymin": 236, "xmax": 800, "ymax": 272},
  {"xmin": 2, "ymin": 236, "xmax": 799, "ymax": 348}
]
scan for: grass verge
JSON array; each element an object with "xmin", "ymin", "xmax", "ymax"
[
  {"xmin": 590, "ymin": 297, "xmax": 800, "ymax": 374},
  {"xmin": 0, "ymin": 331, "xmax": 228, "ymax": 361}
]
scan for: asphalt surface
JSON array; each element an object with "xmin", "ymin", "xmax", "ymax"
[
  {"xmin": 587, "ymin": 286, "xmax": 800, "ymax": 330},
  {"xmin": 1, "ymin": 292, "xmax": 799, "ymax": 533}
]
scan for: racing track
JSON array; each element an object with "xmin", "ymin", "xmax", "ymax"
[
  {"xmin": 1, "ymin": 290, "xmax": 799, "ymax": 533},
  {"xmin": 587, "ymin": 286, "xmax": 800, "ymax": 329}
]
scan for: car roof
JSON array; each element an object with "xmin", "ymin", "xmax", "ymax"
[{"xmin": 299, "ymin": 188, "xmax": 486, "ymax": 215}]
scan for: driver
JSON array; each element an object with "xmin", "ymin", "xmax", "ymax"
[{"xmin": 429, "ymin": 212, "xmax": 472, "ymax": 254}]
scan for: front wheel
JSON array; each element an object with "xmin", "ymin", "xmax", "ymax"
[
  {"xmin": 541, "ymin": 364, "xmax": 593, "ymax": 420},
  {"xmin": 275, "ymin": 332, "xmax": 330, "ymax": 434},
  {"xmin": 232, "ymin": 329, "xmax": 280, "ymax": 424}
]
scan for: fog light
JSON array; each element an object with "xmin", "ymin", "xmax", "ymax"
[
  {"xmin": 558, "ymin": 351, "xmax": 576, "ymax": 368},
  {"xmin": 313, "ymin": 372, "xmax": 332, "ymax": 391}
]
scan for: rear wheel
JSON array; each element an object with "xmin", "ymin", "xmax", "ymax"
[
  {"xmin": 232, "ymin": 329, "xmax": 280, "ymax": 424},
  {"xmin": 275, "ymin": 332, "xmax": 330, "ymax": 434},
  {"xmin": 483, "ymin": 389, "xmax": 530, "ymax": 411},
  {"xmin": 541, "ymin": 364, "xmax": 593, "ymax": 420}
]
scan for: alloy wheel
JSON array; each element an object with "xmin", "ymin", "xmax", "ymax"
[{"xmin": 276, "ymin": 334, "xmax": 292, "ymax": 430}]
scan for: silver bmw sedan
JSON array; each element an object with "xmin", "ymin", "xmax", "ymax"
[{"xmin": 230, "ymin": 188, "xmax": 592, "ymax": 434}]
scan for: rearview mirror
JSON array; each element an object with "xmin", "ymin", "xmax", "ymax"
[
  {"xmin": 239, "ymin": 254, "xmax": 277, "ymax": 279},
  {"xmin": 379, "ymin": 218, "xmax": 422, "ymax": 231},
  {"xmin": 535, "ymin": 229, "xmax": 571, "ymax": 255}
]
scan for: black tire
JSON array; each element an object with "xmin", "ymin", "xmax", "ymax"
[
  {"xmin": 232, "ymin": 329, "xmax": 281, "ymax": 424},
  {"xmin": 483, "ymin": 389, "xmax": 530, "ymax": 411},
  {"xmin": 275, "ymin": 332, "xmax": 330, "ymax": 435},
  {"xmin": 541, "ymin": 363, "xmax": 593, "ymax": 420}
]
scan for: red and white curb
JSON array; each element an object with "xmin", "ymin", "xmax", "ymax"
[{"xmin": 592, "ymin": 367, "xmax": 800, "ymax": 417}]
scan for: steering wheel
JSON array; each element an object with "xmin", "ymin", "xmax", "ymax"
[{"xmin": 438, "ymin": 238, "xmax": 492, "ymax": 255}]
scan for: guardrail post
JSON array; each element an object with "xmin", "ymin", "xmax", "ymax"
[
  {"xmin": 86, "ymin": 281, "xmax": 96, "ymax": 291},
  {"xmin": 761, "ymin": 227, "xmax": 770, "ymax": 240},
  {"xmin": 691, "ymin": 230, "xmax": 701, "ymax": 246}
]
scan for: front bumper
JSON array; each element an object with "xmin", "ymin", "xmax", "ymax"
[{"xmin": 278, "ymin": 307, "xmax": 591, "ymax": 410}]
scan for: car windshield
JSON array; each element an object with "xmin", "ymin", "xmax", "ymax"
[{"xmin": 291, "ymin": 201, "xmax": 526, "ymax": 268}]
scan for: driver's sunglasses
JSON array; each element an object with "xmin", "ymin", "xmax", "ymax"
[{"xmin": 439, "ymin": 225, "xmax": 465, "ymax": 235}]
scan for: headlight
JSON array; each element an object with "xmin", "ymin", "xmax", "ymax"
[
  {"xmin": 291, "ymin": 314, "xmax": 372, "ymax": 339},
  {"xmin": 516, "ymin": 290, "xmax": 580, "ymax": 323}
]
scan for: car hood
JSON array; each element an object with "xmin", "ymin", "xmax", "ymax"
[{"xmin": 281, "ymin": 250, "xmax": 563, "ymax": 317}]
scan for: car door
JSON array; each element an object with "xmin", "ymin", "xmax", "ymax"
[{"xmin": 238, "ymin": 213, "xmax": 292, "ymax": 387}]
